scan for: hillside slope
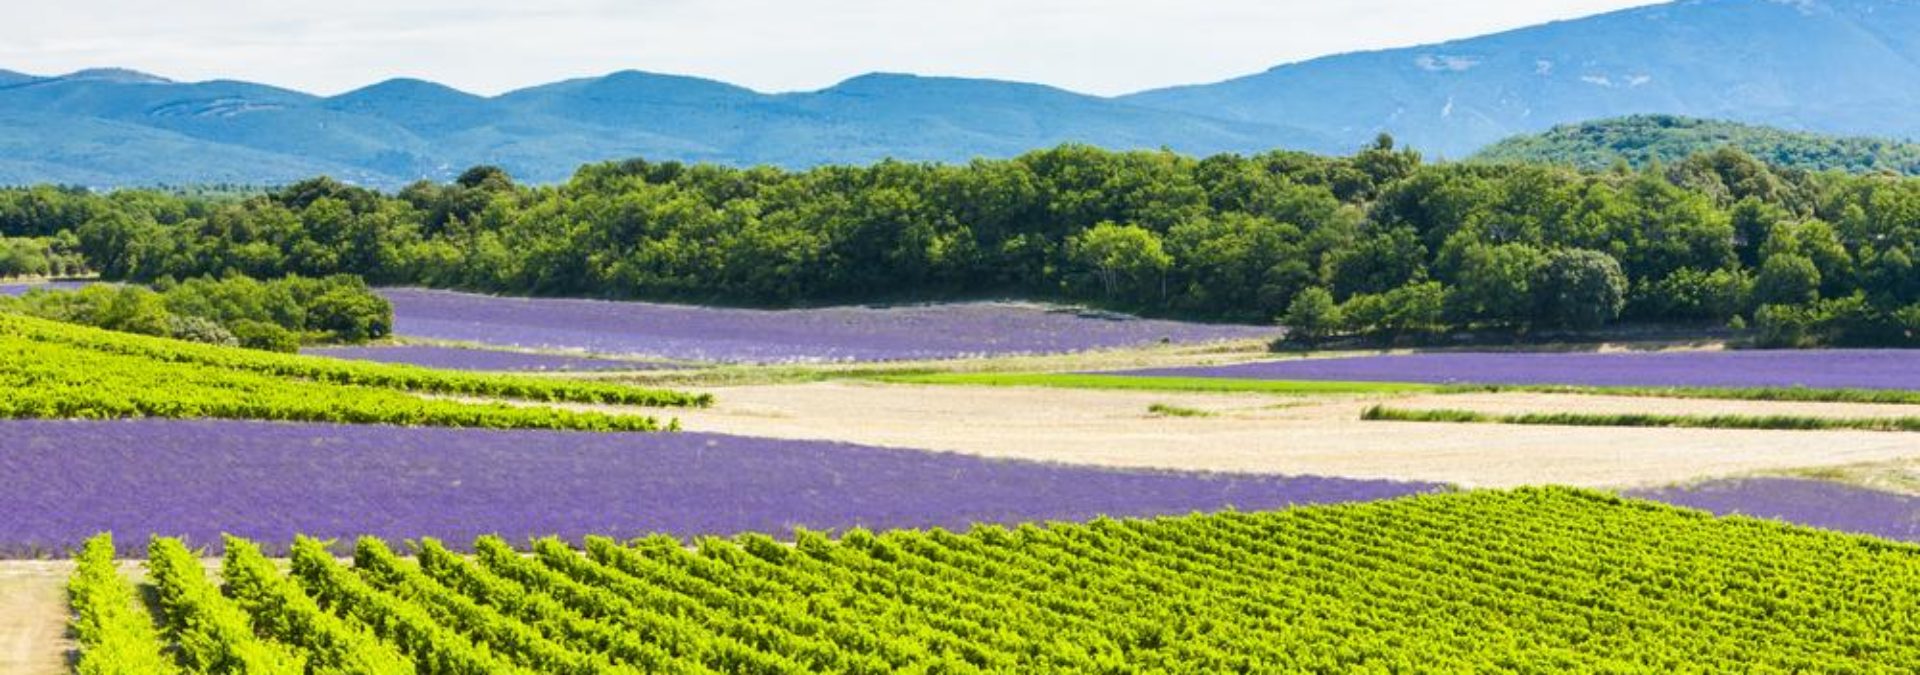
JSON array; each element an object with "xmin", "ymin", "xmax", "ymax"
[
  {"xmin": 1124, "ymin": 0, "xmax": 1920, "ymax": 158},
  {"xmin": 1473, "ymin": 115, "xmax": 1920, "ymax": 173},
  {"xmin": 0, "ymin": 70, "xmax": 1325, "ymax": 187}
]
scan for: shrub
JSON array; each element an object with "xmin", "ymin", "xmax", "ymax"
[
  {"xmin": 229, "ymin": 319, "xmax": 301, "ymax": 353},
  {"xmin": 167, "ymin": 315, "xmax": 239, "ymax": 347}
]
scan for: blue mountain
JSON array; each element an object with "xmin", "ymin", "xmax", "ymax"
[
  {"xmin": 1, "ymin": 0, "xmax": 1915, "ymax": 186},
  {"xmin": 1123, "ymin": 0, "xmax": 1920, "ymax": 158}
]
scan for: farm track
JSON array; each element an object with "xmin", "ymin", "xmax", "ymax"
[
  {"xmin": 0, "ymin": 562, "xmax": 72, "ymax": 675},
  {"xmin": 633, "ymin": 382, "xmax": 1920, "ymax": 489}
]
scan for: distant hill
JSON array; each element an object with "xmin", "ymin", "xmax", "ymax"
[
  {"xmin": 1124, "ymin": 0, "xmax": 1920, "ymax": 158},
  {"xmin": 0, "ymin": 69, "xmax": 1327, "ymax": 188},
  {"xmin": 1472, "ymin": 116, "xmax": 1920, "ymax": 174},
  {"xmin": 3, "ymin": 0, "xmax": 1918, "ymax": 187}
]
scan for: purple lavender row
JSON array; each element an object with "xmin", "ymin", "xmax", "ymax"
[
  {"xmin": 1629, "ymin": 478, "xmax": 1920, "ymax": 543},
  {"xmin": 1114, "ymin": 350, "xmax": 1920, "ymax": 390},
  {"xmin": 0, "ymin": 419, "xmax": 1437, "ymax": 557},
  {"xmin": 302, "ymin": 344, "xmax": 678, "ymax": 372},
  {"xmin": 380, "ymin": 288, "xmax": 1280, "ymax": 363},
  {"xmin": 0, "ymin": 280, "xmax": 93, "ymax": 297}
]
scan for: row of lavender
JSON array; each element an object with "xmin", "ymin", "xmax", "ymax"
[
  {"xmin": 4, "ymin": 419, "xmax": 1913, "ymax": 557},
  {"xmin": 19, "ymin": 283, "xmax": 1920, "ymax": 387},
  {"xmin": 1117, "ymin": 350, "xmax": 1920, "ymax": 391},
  {"xmin": 353, "ymin": 288, "xmax": 1280, "ymax": 366}
]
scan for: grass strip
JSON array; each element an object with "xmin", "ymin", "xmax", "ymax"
[
  {"xmin": 1361, "ymin": 404, "xmax": 1920, "ymax": 432},
  {"xmin": 886, "ymin": 369, "xmax": 1920, "ymax": 406},
  {"xmin": 879, "ymin": 372, "xmax": 1443, "ymax": 395}
]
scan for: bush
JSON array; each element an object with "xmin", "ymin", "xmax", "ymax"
[
  {"xmin": 229, "ymin": 319, "xmax": 301, "ymax": 353},
  {"xmin": 167, "ymin": 315, "xmax": 239, "ymax": 347},
  {"xmin": 305, "ymin": 286, "xmax": 392, "ymax": 343}
]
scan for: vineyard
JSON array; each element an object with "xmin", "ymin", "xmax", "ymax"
[
  {"xmin": 0, "ymin": 313, "xmax": 706, "ymax": 431},
  {"xmin": 70, "ymin": 489, "xmax": 1920, "ymax": 673}
]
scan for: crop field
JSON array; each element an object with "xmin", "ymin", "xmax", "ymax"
[
  {"xmin": 0, "ymin": 314, "xmax": 705, "ymax": 430},
  {"xmin": 0, "ymin": 419, "xmax": 1436, "ymax": 557},
  {"xmin": 0, "ymin": 280, "xmax": 92, "ymax": 297},
  {"xmin": 303, "ymin": 344, "xmax": 677, "ymax": 372},
  {"xmin": 1116, "ymin": 350, "xmax": 1920, "ymax": 390},
  {"xmin": 66, "ymin": 489, "xmax": 1920, "ymax": 673},
  {"xmin": 10, "ymin": 283, "xmax": 1920, "ymax": 673},
  {"xmin": 1628, "ymin": 478, "xmax": 1920, "ymax": 542},
  {"xmin": 381, "ymin": 288, "xmax": 1279, "ymax": 363}
]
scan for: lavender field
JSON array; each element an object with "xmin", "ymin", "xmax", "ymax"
[
  {"xmin": 1118, "ymin": 350, "xmax": 1920, "ymax": 390},
  {"xmin": 1629, "ymin": 478, "xmax": 1920, "ymax": 542},
  {"xmin": 0, "ymin": 419, "xmax": 1436, "ymax": 556},
  {"xmin": 302, "ymin": 344, "xmax": 675, "ymax": 372},
  {"xmin": 0, "ymin": 280, "xmax": 93, "ymax": 297},
  {"xmin": 381, "ymin": 288, "xmax": 1278, "ymax": 363}
]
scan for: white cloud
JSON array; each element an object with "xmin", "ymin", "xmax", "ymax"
[{"xmin": 0, "ymin": 0, "xmax": 1662, "ymax": 96}]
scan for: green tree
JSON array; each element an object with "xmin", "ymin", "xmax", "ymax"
[
  {"xmin": 1281, "ymin": 287, "xmax": 1341, "ymax": 346},
  {"xmin": 1443, "ymin": 242, "xmax": 1547, "ymax": 327},
  {"xmin": 1067, "ymin": 222, "xmax": 1171, "ymax": 301},
  {"xmin": 1535, "ymin": 249, "xmax": 1627, "ymax": 331},
  {"xmin": 1752, "ymin": 254, "xmax": 1821, "ymax": 306}
]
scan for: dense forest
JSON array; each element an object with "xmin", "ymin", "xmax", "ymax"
[
  {"xmin": 3, "ymin": 137, "xmax": 1918, "ymax": 346},
  {"xmin": 1474, "ymin": 116, "xmax": 1920, "ymax": 176}
]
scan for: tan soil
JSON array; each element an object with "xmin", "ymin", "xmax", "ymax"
[
  {"xmin": 646, "ymin": 382, "xmax": 1920, "ymax": 490},
  {"xmin": 0, "ymin": 562, "xmax": 73, "ymax": 675}
]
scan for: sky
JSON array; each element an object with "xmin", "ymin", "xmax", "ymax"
[{"xmin": 0, "ymin": 0, "xmax": 1662, "ymax": 96}]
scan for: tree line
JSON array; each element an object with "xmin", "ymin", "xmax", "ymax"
[
  {"xmin": 1, "ymin": 275, "xmax": 389, "ymax": 351},
  {"xmin": 2, "ymin": 137, "xmax": 1917, "ymax": 346}
]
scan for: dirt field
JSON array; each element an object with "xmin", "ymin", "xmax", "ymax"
[
  {"xmin": 655, "ymin": 383, "xmax": 1920, "ymax": 489},
  {"xmin": 1, "ymin": 562, "xmax": 72, "ymax": 675}
]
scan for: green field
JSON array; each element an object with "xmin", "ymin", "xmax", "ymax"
[
  {"xmin": 880, "ymin": 371, "xmax": 1442, "ymax": 395},
  {"xmin": 0, "ymin": 313, "xmax": 705, "ymax": 431},
  {"xmin": 73, "ymin": 489, "xmax": 1920, "ymax": 673}
]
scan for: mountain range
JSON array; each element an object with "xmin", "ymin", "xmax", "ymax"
[{"xmin": 1, "ymin": 0, "xmax": 1916, "ymax": 188}]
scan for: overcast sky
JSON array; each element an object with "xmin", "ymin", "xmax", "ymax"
[{"xmin": 0, "ymin": 0, "xmax": 1660, "ymax": 96}]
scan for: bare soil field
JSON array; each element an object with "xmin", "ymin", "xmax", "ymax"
[
  {"xmin": 0, "ymin": 562, "xmax": 72, "ymax": 675},
  {"xmin": 656, "ymin": 383, "xmax": 1920, "ymax": 489}
]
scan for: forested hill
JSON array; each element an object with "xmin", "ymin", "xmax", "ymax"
[
  {"xmin": 1474, "ymin": 116, "xmax": 1920, "ymax": 175},
  {"xmin": 5, "ymin": 142, "xmax": 1919, "ymax": 346}
]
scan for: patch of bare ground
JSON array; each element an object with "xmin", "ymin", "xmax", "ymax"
[
  {"xmin": 1773, "ymin": 458, "xmax": 1920, "ymax": 496},
  {"xmin": 607, "ymin": 382, "xmax": 1920, "ymax": 490},
  {"xmin": 0, "ymin": 561, "xmax": 73, "ymax": 675}
]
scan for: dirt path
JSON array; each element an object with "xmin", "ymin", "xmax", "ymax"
[
  {"xmin": 0, "ymin": 561, "xmax": 72, "ymax": 675},
  {"xmin": 651, "ymin": 382, "xmax": 1920, "ymax": 489}
]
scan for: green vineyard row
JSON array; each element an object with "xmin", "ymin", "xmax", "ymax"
[
  {"xmin": 69, "ymin": 489, "xmax": 1920, "ymax": 673},
  {"xmin": 0, "ymin": 313, "xmax": 704, "ymax": 431}
]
